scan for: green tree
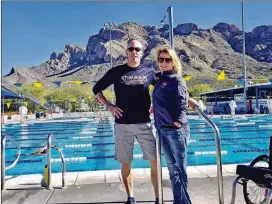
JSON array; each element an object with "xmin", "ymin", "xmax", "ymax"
[
  {"xmin": 19, "ymin": 84, "xmax": 48, "ymax": 113},
  {"xmin": 16, "ymin": 82, "xmax": 116, "ymax": 112},
  {"xmin": 189, "ymin": 83, "xmax": 213, "ymax": 98},
  {"xmin": 45, "ymin": 84, "xmax": 92, "ymax": 111},
  {"xmin": 20, "ymin": 84, "xmax": 46, "ymax": 99},
  {"xmin": 44, "ymin": 83, "xmax": 114, "ymax": 112}
]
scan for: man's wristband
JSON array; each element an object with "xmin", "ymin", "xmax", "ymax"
[{"xmin": 105, "ymin": 102, "xmax": 111, "ymax": 111}]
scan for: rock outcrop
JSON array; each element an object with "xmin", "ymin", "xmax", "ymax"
[{"xmin": 3, "ymin": 22, "xmax": 272, "ymax": 88}]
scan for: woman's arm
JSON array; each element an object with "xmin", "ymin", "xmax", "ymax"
[
  {"xmin": 188, "ymin": 97, "xmax": 199, "ymax": 110},
  {"xmin": 172, "ymin": 77, "xmax": 188, "ymax": 126}
]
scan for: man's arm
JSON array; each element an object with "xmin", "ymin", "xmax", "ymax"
[
  {"xmin": 93, "ymin": 69, "xmax": 114, "ymax": 97},
  {"xmin": 95, "ymin": 92, "xmax": 110, "ymax": 107},
  {"xmin": 95, "ymin": 92, "xmax": 123, "ymax": 118},
  {"xmin": 92, "ymin": 68, "xmax": 123, "ymax": 118}
]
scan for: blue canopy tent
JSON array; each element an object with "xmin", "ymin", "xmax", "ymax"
[{"xmin": 1, "ymin": 90, "xmax": 21, "ymax": 99}]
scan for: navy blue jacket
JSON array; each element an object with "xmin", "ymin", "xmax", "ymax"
[
  {"xmin": 152, "ymin": 71, "xmax": 189, "ymax": 129},
  {"xmin": 93, "ymin": 64, "xmax": 156, "ymax": 124}
]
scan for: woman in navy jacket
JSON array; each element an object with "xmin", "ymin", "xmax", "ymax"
[{"xmin": 152, "ymin": 46, "xmax": 198, "ymax": 204}]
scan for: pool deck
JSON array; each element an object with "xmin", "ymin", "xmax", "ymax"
[{"xmin": 2, "ymin": 164, "xmax": 248, "ymax": 204}]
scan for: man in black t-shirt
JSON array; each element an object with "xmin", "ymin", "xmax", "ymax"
[{"xmin": 93, "ymin": 39, "xmax": 158, "ymax": 204}]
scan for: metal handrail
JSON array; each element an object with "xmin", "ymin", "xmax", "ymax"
[
  {"xmin": 1, "ymin": 136, "xmax": 6, "ymax": 191},
  {"xmin": 195, "ymin": 107, "xmax": 224, "ymax": 204},
  {"xmin": 155, "ymin": 131, "xmax": 163, "ymax": 203},
  {"xmin": 53, "ymin": 146, "xmax": 66, "ymax": 187},
  {"xmin": 47, "ymin": 134, "xmax": 52, "ymax": 189},
  {"xmin": 1, "ymin": 134, "xmax": 21, "ymax": 191},
  {"xmin": 156, "ymin": 107, "xmax": 224, "ymax": 204},
  {"xmin": 47, "ymin": 134, "xmax": 66, "ymax": 189}
]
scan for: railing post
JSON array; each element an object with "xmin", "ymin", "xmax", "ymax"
[
  {"xmin": 1, "ymin": 134, "xmax": 21, "ymax": 191},
  {"xmin": 55, "ymin": 146, "xmax": 66, "ymax": 188},
  {"xmin": 156, "ymin": 131, "xmax": 163, "ymax": 204},
  {"xmin": 1, "ymin": 135, "xmax": 6, "ymax": 191},
  {"xmin": 61, "ymin": 152, "xmax": 66, "ymax": 187},
  {"xmin": 195, "ymin": 107, "xmax": 224, "ymax": 204},
  {"xmin": 269, "ymin": 136, "xmax": 272, "ymax": 169},
  {"xmin": 47, "ymin": 134, "xmax": 52, "ymax": 190},
  {"xmin": 47, "ymin": 136, "xmax": 66, "ymax": 189}
]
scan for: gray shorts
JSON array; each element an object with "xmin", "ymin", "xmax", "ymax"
[{"xmin": 114, "ymin": 122, "xmax": 157, "ymax": 163}]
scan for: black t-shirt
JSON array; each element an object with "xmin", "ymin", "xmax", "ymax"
[{"xmin": 93, "ymin": 64, "xmax": 156, "ymax": 124}]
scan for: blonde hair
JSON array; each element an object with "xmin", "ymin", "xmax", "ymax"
[{"xmin": 157, "ymin": 46, "xmax": 182, "ymax": 76}]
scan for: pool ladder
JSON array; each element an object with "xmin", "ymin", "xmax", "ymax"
[
  {"xmin": 156, "ymin": 107, "xmax": 224, "ymax": 204},
  {"xmin": 1, "ymin": 133, "xmax": 66, "ymax": 190},
  {"xmin": 1, "ymin": 134, "xmax": 21, "ymax": 191},
  {"xmin": 46, "ymin": 133, "xmax": 66, "ymax": 189}
]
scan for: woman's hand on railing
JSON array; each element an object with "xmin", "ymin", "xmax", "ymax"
[{"xmin": 188, "ymin": 98, "xmax": 199, "ymax": 110}]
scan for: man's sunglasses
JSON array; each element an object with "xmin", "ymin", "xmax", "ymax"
[
  {"xmin": 158, "ymin": 57, "xmax": 172, "ymax": 63},
  {"xmin": 127, "ymin": 47, "xmax": 142, "ymax": 52}
]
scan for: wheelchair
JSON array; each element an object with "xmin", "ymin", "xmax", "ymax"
[{"xmin": 231, "ymin": 136, "xmax": 272, "ymax": 204}]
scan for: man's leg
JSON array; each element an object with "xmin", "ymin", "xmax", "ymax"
[
  {"xmin": 21, "ymin": 114, "xmax": 24, "ymax": 123},
  {"xmin": 114, "ymin": 123, "xmax": 135, "ymax": 201},
  {"xmin": 134, "ymin": 123, "xmax": 158, "ymax": 199},
  {"xmin": 121, "ymin": 162, "xmax": 134, "ymax": 197},
  {"xmin": 149, "ymin": 160, "xmax": 158, "ymax": 198}
]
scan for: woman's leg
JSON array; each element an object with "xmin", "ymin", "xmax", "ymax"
[{"xmin": 160, "ymin": 128, "xmax": 191, "ymax": 204}]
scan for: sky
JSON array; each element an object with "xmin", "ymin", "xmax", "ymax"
[{"xmin": 2, "ymin": 1, "xmax": 272, "ymax": 75}]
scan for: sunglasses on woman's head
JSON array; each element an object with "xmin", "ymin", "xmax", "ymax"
[
  {"xmin": 158, "ymin": 57, "xmax": 172, "ymax": 63},
  {"xmin": 127, "ymin": 47, "xmax": 142, "ymax": 52}
]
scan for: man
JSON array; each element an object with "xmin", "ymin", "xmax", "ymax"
[
  {"xmin": 267, "ymin": 98, "xmax": 272, "ymax": 115},
  {"xmin": 19, "ymin": 105, "xmax": 28, "ymax": 123},
  {"xmin": 93, "ymin": 39, "xmax": 158, "ymax": 204},
  {"xmin": 229, "ymin": 100, "xmax": 237, "ymax": 117}
]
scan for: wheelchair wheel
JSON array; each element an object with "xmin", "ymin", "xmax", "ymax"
[{"xmin": 243, "ymin": 154, "xmax": 270, "ymax": 204}]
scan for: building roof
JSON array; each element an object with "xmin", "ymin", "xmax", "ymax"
[{"xmin": 200, "ymin": 83, "xmax": 272, "ymax": 96}]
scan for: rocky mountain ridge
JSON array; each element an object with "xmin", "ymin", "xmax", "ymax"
[{"xmin": 3, "ymin": 22, "xmax": 272, "ymax": 87}]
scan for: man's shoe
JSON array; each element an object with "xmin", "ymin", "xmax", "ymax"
[
  {"xmin": 155, "ymin": 198, "xmax": 158, "ymax": 204},
  {"xmin": 125, "ymin": 197, "xmax": 136, "ymax": 204}
]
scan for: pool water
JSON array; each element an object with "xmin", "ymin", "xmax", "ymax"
[{"xmin": 2, "ymin": 115, "xmax": 272, "ymax": 175}]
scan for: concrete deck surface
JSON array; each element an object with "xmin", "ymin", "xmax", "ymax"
[{"xmin": 2, "ymin": 165, "xmax": 248, "ymax": 204}]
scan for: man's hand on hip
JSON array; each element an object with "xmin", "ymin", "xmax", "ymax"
[{"xmin": 108, "ymin": 104, "xmax": 123, "ymax": 119}]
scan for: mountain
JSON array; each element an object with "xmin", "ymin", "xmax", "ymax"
[{"xmin": 3, "ymin": 22, "xmax": 272, "ymax": 88}]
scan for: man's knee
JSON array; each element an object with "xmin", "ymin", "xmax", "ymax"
[
  {"xmin": 121, "ymin": 162, "xmax": 131, "ymax": 169},
  {"xmin": 149, "ymin": 160, "xmax": 157, "ymax": 168}
]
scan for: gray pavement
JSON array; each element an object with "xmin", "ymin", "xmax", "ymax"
[{"xmin": 2, "ymin": 176, "xmax": 246, "ymax": 204}]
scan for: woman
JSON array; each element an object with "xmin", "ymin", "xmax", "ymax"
[{"xmin": 152, "ymin": 46, "xmax": 198, "ymax": 204}]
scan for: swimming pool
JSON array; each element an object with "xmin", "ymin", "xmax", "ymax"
[{"xmin": 2, "ymin": 115, "xmax": 272, "ymax": 175}]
